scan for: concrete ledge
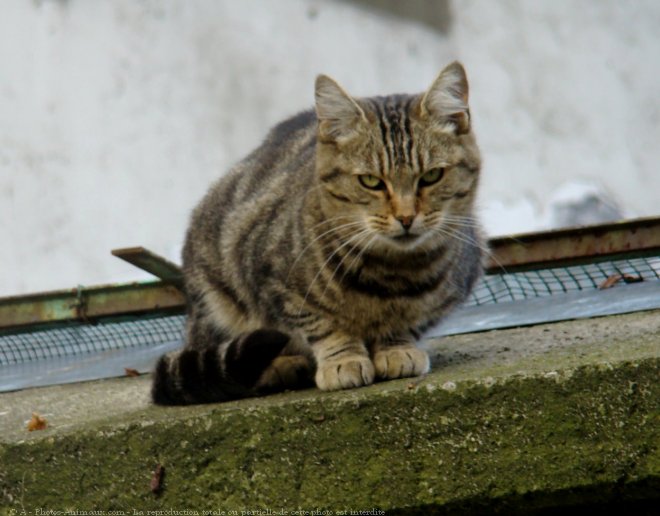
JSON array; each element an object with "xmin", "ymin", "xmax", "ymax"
[{"xmin": 1, "ymin": 310, "xmax": 659, "ymax": 513}]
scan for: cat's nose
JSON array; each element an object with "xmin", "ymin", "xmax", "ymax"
[{"xmin": 397, "ymin": 215, "xmax": 414, "ymax": 231}]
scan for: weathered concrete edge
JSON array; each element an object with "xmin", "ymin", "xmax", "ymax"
[
  {"xmin": 2, "ymin": 310, "xmax": 658, "ymax": 446},
  {"xmin": 1, "ymin": 357, "xmax": 658, "ymax": 513}
]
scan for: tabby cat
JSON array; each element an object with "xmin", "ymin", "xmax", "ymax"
[{"xmin": 152, "ymin": 61, "xmax": 484, "ymax": 405}]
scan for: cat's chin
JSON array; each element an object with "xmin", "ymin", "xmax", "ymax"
[
  {"xmin": 375, "ymin": 232, "xmax": 426, "ymax": 252},
  {"xmin": 392, "ymin": 233, "xmax": 420, "ymax": 245}
]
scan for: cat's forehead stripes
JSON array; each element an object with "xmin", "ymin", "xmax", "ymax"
[
  {"xmin": 369, "ymin": 99, "xmax": 393, "ymax": 173},
  {"xmin": 367, "ymin": 95, "xmax": 419, "ymax": 176}
]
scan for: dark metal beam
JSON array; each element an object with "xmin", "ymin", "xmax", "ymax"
[{"xmin": 486, "ymin": 217, "xmax": 660, "ymax": 273}]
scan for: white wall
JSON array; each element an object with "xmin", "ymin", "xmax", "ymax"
[
  {"xmin": 1, "ymin": 0, "xmax": 658, "ymax": 296},
  {"xmin": 453, "ymin": 0, "xmax": 660, "ymax": 233}
]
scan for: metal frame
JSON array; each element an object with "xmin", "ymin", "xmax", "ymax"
[
  {"xmin": 0, "ymin": 282, "xmax": 185, "ymax": 333},
  {"xmin": 486, "ymin": 216, "xmax": 660, "ymax": 273}
]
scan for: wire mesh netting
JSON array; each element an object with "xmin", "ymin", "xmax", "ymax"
[
  {"xmin": 1, "ymin": 256, "xmax": 658, "ymax": 367},
  {"xmin": 466, "ymin": 256, "xmax": 660, "ymax": 307},
  {"xmin": 0, "ymin": 315, "xmax": 185, "ymax": 366}
]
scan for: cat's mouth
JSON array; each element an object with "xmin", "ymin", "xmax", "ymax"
[{"xmin": 391, "ymin": 232, "xmax": 420, "ymax": 244}]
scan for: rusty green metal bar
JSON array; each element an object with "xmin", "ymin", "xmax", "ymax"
[{"xmin": 0, "ymin": 281, "xmax": 186, "ymax": 332}]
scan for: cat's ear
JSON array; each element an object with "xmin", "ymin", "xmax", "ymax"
[
  {"xmin": 315, "ymin": 74, "xmax": 367, "ymax": 143},
  {"xmin": 420, "ymin": 61, "xmax": 471, "ymax": 135}
]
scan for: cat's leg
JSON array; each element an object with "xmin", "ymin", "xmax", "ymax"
[
  {"xmin": 311, "ymin": 332, "xmax": 375, "ymax": 390},
  {"xmin": 371, "ymin": 335, "xmax": 430, "ymax": 380}
]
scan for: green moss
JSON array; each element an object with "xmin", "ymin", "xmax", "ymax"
[{"xmin": 1, "ymin": 360, "xmax": 658, "ymax": 513}]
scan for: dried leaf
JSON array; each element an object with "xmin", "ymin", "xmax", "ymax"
[
  {"xmin": 407, "ymin": 380, "xmax": 422, "ymax": 390},
  {"xmin": 27, "ymin": 412, "xmax": 48, "ymax": 432},
  {"xmin": 599, "ymin": 273, "xmax": 644, "ymax": 289},
  {"xmin": 151, "ymin": 464, "xmax": 165, "ymax": 494},
  {"xmin": 599, "ymin": 274, "xmax": 623, "ymax": 289},
  {"xmin": 124, "ymin": 367, "xmax": 140, "ymax": 377}
]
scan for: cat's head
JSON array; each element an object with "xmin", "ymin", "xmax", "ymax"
[{"xmin": 314, "ymin": 61, "xmax": 481, "ymax": 253}]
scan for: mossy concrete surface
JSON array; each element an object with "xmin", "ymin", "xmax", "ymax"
[{"xmin": 1, "ymin": 310, "xmax": 659, "ymax": 514}]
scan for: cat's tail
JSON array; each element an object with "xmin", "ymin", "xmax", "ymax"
[{"xmin": 151, "ymin": 329, "xmax": 290, "ymax": 405}]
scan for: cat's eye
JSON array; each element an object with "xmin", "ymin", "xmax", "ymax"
[
  {"xmin": 419, "ymin": 167, "xmax": 445, "ymax": 187},
  {"xmin": 358, "ymin": 174, "xmax": 386, "ymax": 190}
]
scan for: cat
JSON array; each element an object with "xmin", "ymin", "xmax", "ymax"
[{"xmin": 152, "ymin": 61, "xmax": 484, "ymax": 405}]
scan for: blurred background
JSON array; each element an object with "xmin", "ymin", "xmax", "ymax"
[{"xmin": 1, "ymin": 0, "xmax": 658, "ymax": 296}]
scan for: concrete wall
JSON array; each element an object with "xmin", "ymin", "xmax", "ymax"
[
  {"xmin": 454, "ymin": 0, "xmax": 660, "ymax": 233},
  {"xmin": 1, "ymin": 0, "xmax": 659, "ymax": 295}
]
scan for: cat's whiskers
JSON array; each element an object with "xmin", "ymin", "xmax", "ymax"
[
  {"xmin": 425, "ymin": 212, "xmax": 480, "ymax": 228},
  {"xmin": 431, "ymin": 224, "xmax": 484, "ymax": 249},
  {"xmin": 444, "ymin": 213, "xmax": 527, "ymax": 265},
  {"xmin": 285, "ymin": 219, "xmax": 363, "ymax": 285},
  {"xmin": 317, "ymin": 227, "xmax": 376, "ymax": 304},
  {"xmin": 339, "ymin": 232, "xmax": 379, "ymax": 284},
  {"xmin": 365, "ymin": 215, "xmax": 390, "ymax": 233},
  {"xmin": 440, "ymin": 214, "xmax": 482, "ymax": 227},
  {"xmin": 430, "ymin": 223, "xmax": 492, "ymax": 261},
  {"xmin": 438, "ymin": 218, "xmax": 508, "ymax": 272},
  {"xmin": 297, "ymin": 226, "xmax": 372, "ymax": 316},
  {"xmin": 308, "ymin": 215, "xmax": 354, "ymax": 231}
]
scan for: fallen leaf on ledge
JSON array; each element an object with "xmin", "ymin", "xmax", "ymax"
[
  {"xmin": 599, "ymin": 273, "xmax": 643, "ymax": 289},
  {"xmin": 151, "ymin": 464, "xmax": 165, "ymax": 494},
  {"xmin": 622, "ymin": 273, "xmax": 644, "ymax": 284},
  {"xmin": 27, "ymin": 412, "xmax": 48, "ymax": 432}
]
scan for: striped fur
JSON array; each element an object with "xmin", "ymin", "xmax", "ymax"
[{"xmin": 152, "ymin": 61, "xmax": 484, "ymax": 405}]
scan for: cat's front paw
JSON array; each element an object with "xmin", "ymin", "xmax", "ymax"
[
  {"xmin": 374, "ymin": 346, "xmax": 430, "ymax": 380},
  {"xmin": 315, "ymin": 356, "xmax": 375, "ymax": 391}
]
